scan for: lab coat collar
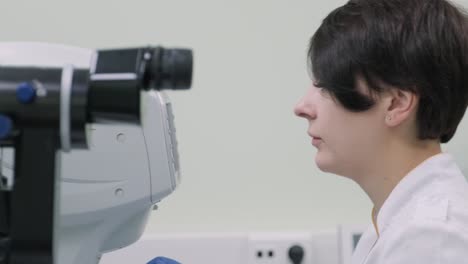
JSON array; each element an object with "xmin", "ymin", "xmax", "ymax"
[{"xmin": 375, "ymin": 152, "xmax": 454, "ymax": 235}]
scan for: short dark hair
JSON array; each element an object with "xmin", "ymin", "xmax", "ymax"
[{"xmin": 308, "ymin": 0, "xmax": 468, "ymax": 143}]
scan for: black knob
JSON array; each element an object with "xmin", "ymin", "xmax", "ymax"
[{"xmin": 288, "ymin": 245, "xmax": 304, "ymax": 264}]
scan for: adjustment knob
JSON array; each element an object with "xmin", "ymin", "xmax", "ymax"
[
  {"xmin": 288, "ymin": 245, "xmax": 305, "ymax": 264},
  {"xmin": 16, "ymin": 82, "xmax": 36, "ymax": 104}
]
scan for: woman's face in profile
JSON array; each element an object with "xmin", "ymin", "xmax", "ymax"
[{"xmin": 294, "ymin": 80, "xmax": 389, "ymax": 180}]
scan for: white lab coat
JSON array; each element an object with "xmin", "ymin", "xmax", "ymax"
[{"xmin": 351, "ymin": 153, "xmax": 468, "ymax": 264}]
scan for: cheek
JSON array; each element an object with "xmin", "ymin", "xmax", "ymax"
[
  {"xmin": 334, "ymin": 119, "xmax": 383, "ymax": 154},
  {"xmin": 313, "ymin": 99, "xmax": 386, "ymax": 171},
  {"xmin": 316, "ymin": 117, "xmax": 385, "ymax": 174}
]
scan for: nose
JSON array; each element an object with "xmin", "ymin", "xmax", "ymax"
[
  {"xmin": 294, "ymin": 98, "xmax": 306, "ymax": 117},
  {"xmin": 294, "ymin": 91, "xmax": 317, "ymax": 120}
]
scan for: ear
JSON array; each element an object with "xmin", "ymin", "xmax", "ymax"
[{"xmin": 384, "ymin": 89, "xmax": 418, "ymax": 127}]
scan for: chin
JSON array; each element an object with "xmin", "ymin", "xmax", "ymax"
[
  {"xmin": 314, "ymin": 154, "xmax": 333, "ymax": 173},
  {"xmin": 314, "ymin": 153, "xmax": 347, "ymax": 176}
]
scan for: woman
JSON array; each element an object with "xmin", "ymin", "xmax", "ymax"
[{"xmin": 294, "ymin": 0, "xmax": 468, "ymax": 263}]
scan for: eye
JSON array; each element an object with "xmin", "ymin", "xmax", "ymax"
[
  {"xmin": 312, "ymin": 84, "xmax": 323, "ymax": 92},
  {"xmin": 312, "ymin": 81, "xmax": 331, "ymax": 97},
  {"xmin": 318, "ymin": 87, "xmax": 327, "ymax": 94},
  {"xmin": 318, "ymin": 87, "xmax": 333, "ymax": 99}
]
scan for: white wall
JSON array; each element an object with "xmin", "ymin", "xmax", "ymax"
[{"xmin": 2, "ymin": 0, "xmax": 468, "ymax": 234}]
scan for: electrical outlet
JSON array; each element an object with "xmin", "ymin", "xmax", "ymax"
[{"xmin": 247, "ymin": 232, "xmax": 314, "ymax": 264}]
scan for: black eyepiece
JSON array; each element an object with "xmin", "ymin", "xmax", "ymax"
[{"xmin": 147, "ymin": 47, "xmax": 193, "ymax": 91}]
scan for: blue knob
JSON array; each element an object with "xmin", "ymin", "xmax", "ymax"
[
  {"xmin": 147, "ymin": 257, "xmax": 181, "ymax": 264},
  {"xmin": 0, "ymin": 115, "xmax": 12, "ymax": 139},
  {"xmin": 16, "ymin": 82, "xmax": 36, "ymax": 104}
]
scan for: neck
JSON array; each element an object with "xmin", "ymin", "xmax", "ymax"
[{"xmin": 355, "ymin": 140, "xmax": 441, "ymax": 216}]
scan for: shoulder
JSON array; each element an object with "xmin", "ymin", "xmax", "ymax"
[
  {"xmin": 369, "ymin": 156, "xmax": 468, "ymax": 263},
  {"xmin": 402, "ymin": 161, "xmax": 468, "ymax": 231},
  {"xmin": 386, "ymin": 175, "xmax": 468, "ymax": 228},
  {"xmin": 414, "ymin": 172, "xmax": 468, "ymax": 230},
  {"xmin": 378, "ymin": 195, "xmax": 468, "ymax": 263},
  {"xmin": 394, "ymin": 183, "xmax": 468, "ymax": 237}
]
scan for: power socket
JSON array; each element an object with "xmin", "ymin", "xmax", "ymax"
[{"xmin": 247, "ymin": 232, "xmax": 314, "ymax": 264}]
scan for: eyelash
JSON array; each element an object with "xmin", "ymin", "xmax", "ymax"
[{"xmin": 312, "ymin": 82, "xmax": 330, "ymax": 96}]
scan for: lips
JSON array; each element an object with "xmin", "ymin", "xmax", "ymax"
[
  {"xmin": 308, "ymin": 132, "xmax": 321, "ymax": 139},
  {"xmin": 308, "ymin": 132, "xmax": 322, "ymax": 147},
  {"xmin": 312, "ymin": 137, "xmax": 322, "ymax": 147}
]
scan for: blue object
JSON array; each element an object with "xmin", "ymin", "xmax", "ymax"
[
  {"xmin": 0, "ymin": 115, "xmax": 12, "ymax": 139},
  {"xmin": 16, "ymin": 82, "xmax": 36, "ymax": 104},
  {"xmin": 147, "ymin": 257, "xmax": 181, "ymax": 264}
]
